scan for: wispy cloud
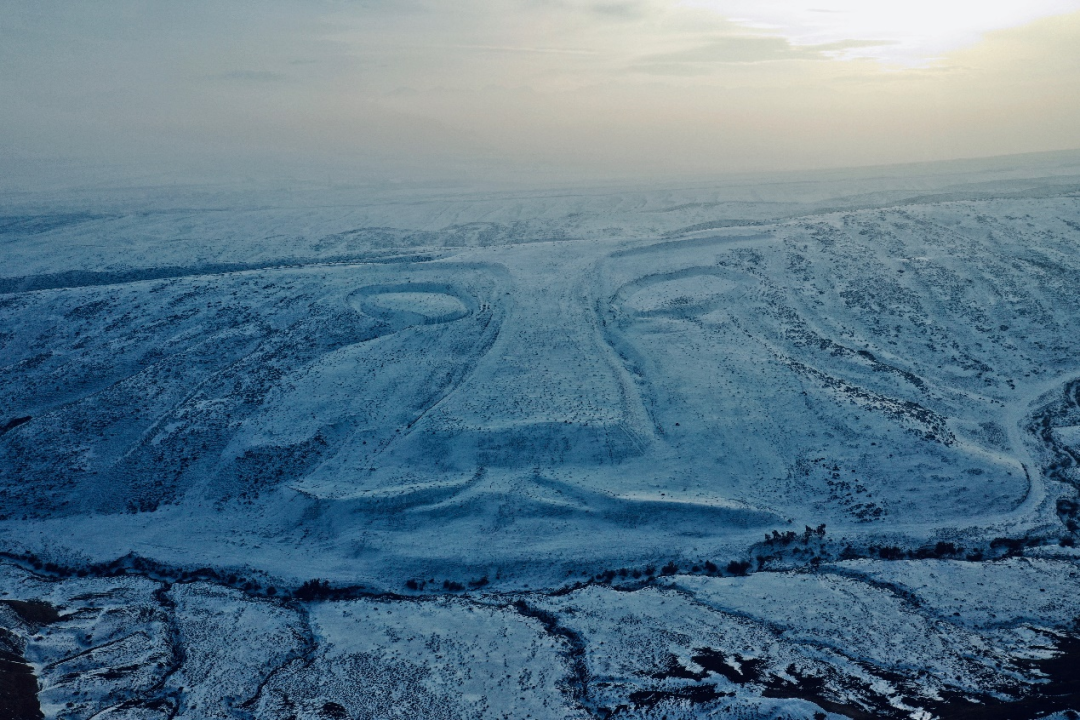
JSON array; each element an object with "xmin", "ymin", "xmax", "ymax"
[
  {"xmin": 637, "ymin": 35, "xmax": 816, "ymax": 65},
  {"xmin": 209, "ymin": 70, "xmax": 289, "ymax": 83},
  {"xmin": 445, "ymin": 44, "xmax": 598, "ymax": 55},
  {"xmin": 633, "ymin": 34, "xmax": 891, "ymax": 68}
]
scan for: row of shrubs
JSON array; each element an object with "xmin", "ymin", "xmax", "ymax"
[
  {"xmin": 394, "ymin": 527, "xmax": 1051, "ymax": 596},
  {"xmin": 837, "ymin": 536, "xmax": 1057, "ymax": 562},
  {"xmin": 6, "ymin": 530, "xmax": 1066, "ymax": 610},
  {"xmin": 1, "ymin": 550, "xmax": 292, "ymax": 598},
  {"xmin": 404, "ymin": 577, "xmax": 489, "ymax": 592},
  {"xmin": 399, "ymin": 559, "xmax": 758, "ymax": 595}
]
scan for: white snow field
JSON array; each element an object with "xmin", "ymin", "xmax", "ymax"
[{"xmin": 3, "ymin": 152, "xmax": 1080, "ymax": 718}]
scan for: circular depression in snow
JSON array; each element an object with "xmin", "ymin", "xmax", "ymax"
[
  {"xmin": 366, "ymin": 292, "xmax": 468, "ymax": 323},
  {"xmin": 350, "ymin": 285, "xmax": 471, "ymax": 327},
  {"xmin": 622, "ymin": 273, "xmax": 738, "ymax": 316}
]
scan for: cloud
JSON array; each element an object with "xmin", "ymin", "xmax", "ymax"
[
  {"xmin": 446, "ymin": 44, "xmax": 598, "ymax": 55},
  {"xmin": 810, "ymin": 39, "xmax": 894, "ymax": 53},
  {"xmin": 589, "ymin": 1, "xmax": 649, "ymax": 18},
  {"xmin": 680, "ymin": 0, "xmax": 1080, "ymax": 65},
  {"xmin": 209, "ymin": 70, "xmax": 289, "ymax": 83},
  {"xmin": 633, "ymin": 34, "xmax": 891, "ymax": 68}
]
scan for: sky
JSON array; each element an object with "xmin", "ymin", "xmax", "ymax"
[{"xmin": 3, "ymin": 1, "xmax": 1080, "ymax": 186}]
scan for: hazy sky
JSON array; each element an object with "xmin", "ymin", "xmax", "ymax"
[{"xmin": 3, "ymin": 1, "xmax": 1080, "ymax": 184}]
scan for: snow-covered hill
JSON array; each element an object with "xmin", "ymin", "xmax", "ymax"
[{"xmin": 2, "ymin": 154, "xmax": 1080, "ymax": 718}]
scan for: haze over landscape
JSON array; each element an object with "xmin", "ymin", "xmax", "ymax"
[
  {"xmin": 5, "ymin": 0, "xmax": 1080, "ymax": 185},
  {"xmin": 4, "ymin": 3, "xmax": 1080, "ymax": 720}
]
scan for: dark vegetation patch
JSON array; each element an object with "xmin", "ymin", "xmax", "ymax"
[
  {"xmin": 628, "ymin": 684, "xmax": 731, "ymax": 708},
  {"xmin": 0, "ymin": 253, "xmax": 437, "ymax": 296},
  {"xmin": 0, "ymin": 599, "xmax": 60, "ymax": 625},
  {"xmin": 642, "ymin": 635, "xmax": 1080, "ymax": 720},
  {"xmin": 0, "ymin": 648, "xmax": 43, "ymax": 720},
  {"xmin": 320, "ymin": 701, "xmax": 350, "ymax": 718},
  {"xmin": 0, "ymin": 213, "xmax": 106, "ymax": 236},
  {"xmin": 920, "ymin": 633, "xmax": 1080, "ymax": 720},
  {"xmin": 0, "ymin": 622, "xmax": 43, "ymax": 720},
  {"xmin": 1028, "ymin": 377, "xmax": 1080, "ymax": 540},
  {"xmin": 690, "ymin": 649, "xmax": 767, "ymax": 685},
  {"xmin": 759, "ymin": 665, "xmax": 882, "ymax": 720},
  {"xmin": 292, "ymin": 579, "xmax": 366, "ymax": 602},
  {"xmin": 511, "ymin": 600, "xmax": 590, "ymax": 705},
  {"xmin": 646, "ymin": 649, "xmax": 884, "ymax": 718},
  {"xmin": 5, "ymin": 548, "xmax": 1080, "ymax": 719},
  {"xmin": 0, "ymin": 417, "xmax": 31, "ymax": 435},
  {"xmin": 232, "ymin": 432, "xmax": 332, "ymax": 499}
]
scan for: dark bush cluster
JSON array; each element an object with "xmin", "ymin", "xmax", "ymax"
[
  {"xmin": 405, "ymin": 576, "xmax": 486, "ymax": 592},
  {"xmin": 766, "ymin": 530, "xmax": 799, "ymax": 545},
  {"xmin": 840, "ymin": 545, "xmax": 862, "ymax": 560},
  {"xmin": 1057, "ymin": 498, "xmax": 1079, "ymax": 533},
  {"xmin": 990, "ymin": 537, "xmax": 1031, "ymax": 557},
  {"xmin": 906, "ymin": 541, "xmax": 964, "ymax": 559},
  {"xmin": 294, "ymin": 579, "xmax": 333, "ymax": 601},
  {"xmin": 764, "ymin": 524, "xmax": 826, "ymax": 546},
  {"xmin": 726, "ymin": 560, "xmax": 752, "ymax": 576},
  {"xmin": 874, "ymin": 546, "xmax": 905, "ymax": 560}
]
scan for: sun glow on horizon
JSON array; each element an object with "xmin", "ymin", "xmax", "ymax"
[{"xmin": 683, "ymin": 0, "xmax": 1080, "ymax": 65}]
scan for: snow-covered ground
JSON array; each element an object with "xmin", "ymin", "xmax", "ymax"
[{"xmin": 3, "ymin": 153, "xmax": 1080, "ymax": 718}]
